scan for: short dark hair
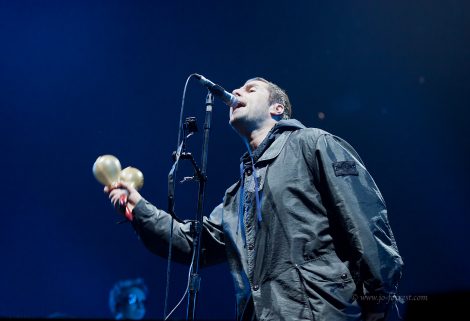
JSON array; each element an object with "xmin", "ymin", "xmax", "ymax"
[
  {"xmin": 108, "ymin": 278, "xmax": 148, "ymax": 316},
  {"xmin": 247, "ymin": 77, "xmax": 292, "ymax": 120}
]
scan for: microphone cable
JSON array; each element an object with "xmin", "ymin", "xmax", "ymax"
[
  {"xmin": 163, "ymin": 73, "xmax": 199, "ymax": 319},
  {"xmin": 164, "ymin": 248, "xmax": 196, "ymax": 320}
]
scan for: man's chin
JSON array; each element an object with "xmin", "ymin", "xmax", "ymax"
[{"xmin": 229, "ymin": 116, "xmax": 244, "ymax": 131}]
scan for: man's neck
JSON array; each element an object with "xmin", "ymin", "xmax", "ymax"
[{"xmin": 245, "ymin": 121, "xmax": 277, "ymax": 151}]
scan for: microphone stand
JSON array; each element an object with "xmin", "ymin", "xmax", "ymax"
[
  {"xmin": 185, "ymin": 91, "xmax": 213, "ymax": 320},
  {"xmin": 166, "ymin": 90, "xmax": 213, "ymax": 320}
]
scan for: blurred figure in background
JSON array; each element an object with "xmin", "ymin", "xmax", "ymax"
[{"xmin": 108, "ymin": 278, "xmax": 148, "ymax": 320}]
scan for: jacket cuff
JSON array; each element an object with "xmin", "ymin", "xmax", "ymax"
[{"xmin": 132, "ymin": 198, "xmax": 152, "ymax": 219}]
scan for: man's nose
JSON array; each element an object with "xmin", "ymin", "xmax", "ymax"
[{"xmin": 232, "ymin": 88, "xmax": 242, "ymax": 96}]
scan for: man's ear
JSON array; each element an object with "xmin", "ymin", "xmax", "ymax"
[{"xmin": 269, "ymin": 103, "xmax": 285, "ymax": 118}]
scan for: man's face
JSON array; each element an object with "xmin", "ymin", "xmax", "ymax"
[{"xmin": 229, "ymin": 80, "xmax": 273, "ymax": 130}]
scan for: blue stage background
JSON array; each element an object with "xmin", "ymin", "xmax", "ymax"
[{"xmin": 0, "ymin": 1, "xmax": 469, "ymax": 319}]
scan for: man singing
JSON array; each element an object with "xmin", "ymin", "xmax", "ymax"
[{"xmin": 105, "ymin": 77, "xmax": 403, "ymax": 321}]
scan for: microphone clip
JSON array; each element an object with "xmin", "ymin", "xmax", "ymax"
[{"xmin": 183, "ymin": 116, "xmax": 198, "ymax": 135}]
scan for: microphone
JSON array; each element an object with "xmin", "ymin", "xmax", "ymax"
[{"xmin": 194, "ymin": 74, "xmax": 239, "ymax": 108}]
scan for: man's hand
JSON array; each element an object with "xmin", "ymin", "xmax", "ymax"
[{"xmin": 104, "ymin": 181, "xmax": 143, "ymax": 215}]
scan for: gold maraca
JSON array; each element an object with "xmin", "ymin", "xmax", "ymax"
[
  {"xmin": 120, "ymin": 166, "xmax": 144, "ymax": 190},
  {"xmin": 93, "ymin": 155, "xmax": 144, "ymax": 221},
  {"xmin": 92, "ymin": 155, "xmax": 122, "ymax": 187}
]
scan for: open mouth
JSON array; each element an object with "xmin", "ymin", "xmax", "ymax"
[{"xmin": 233, "ymin": 100, "xmax": 246, "ymax": 110}]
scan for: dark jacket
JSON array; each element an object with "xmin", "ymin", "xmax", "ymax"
[{"xmin": 131, "ymin": 119, "xmax": 404, "ymax": 321}]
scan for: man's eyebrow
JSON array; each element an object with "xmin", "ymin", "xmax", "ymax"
[{"xmin": 244, "ymin": 82, "xmax": 259, "ymax": 89}]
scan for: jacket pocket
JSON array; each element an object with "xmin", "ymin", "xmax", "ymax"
[
  {"xmin": 296, "ymin": 253, "xmax": 362, "ymax": 320},
  {"xmin": 265, "ymin": 267, "xmax": 315, "ymax": 321}
]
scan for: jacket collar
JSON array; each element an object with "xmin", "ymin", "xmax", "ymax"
[
  {"xmin": 240, "ymin": 119, "xmax": 305, "ymax": 165},
  {"xmin": 257, "ymin": 131, "xmax": 293, "ymax": 163}
]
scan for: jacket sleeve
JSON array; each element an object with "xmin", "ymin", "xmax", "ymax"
[
  {"xmin": 130, "ymin": 199, "xmax": 227, "ymax": 266},
  {"xmin": 312, "ymin": 133, "xmax": 404, "ymax": 314}
]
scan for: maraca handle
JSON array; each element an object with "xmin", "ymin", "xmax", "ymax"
[{"xmin": 119, "ymin": 194, "xmax": 134, "ymax": 221}]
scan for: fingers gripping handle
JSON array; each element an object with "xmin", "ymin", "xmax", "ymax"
[{"xmin": 118, "ymin": 191, "xmax": 133, "ymax": 221}]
